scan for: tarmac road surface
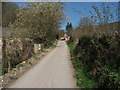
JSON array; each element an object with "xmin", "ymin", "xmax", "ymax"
[{"xmin": 9, "ymin": 41, "xmax": 76, "ymax": 88}]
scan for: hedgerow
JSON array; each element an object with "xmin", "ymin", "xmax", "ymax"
[{"xmin": 74, "ymin": 33, "xmax": 120, "ymax": 88}]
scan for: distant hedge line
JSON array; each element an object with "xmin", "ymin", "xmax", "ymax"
[{"xmin": 74, "ymin": 33, "xmax": 120, "ymax": 88}]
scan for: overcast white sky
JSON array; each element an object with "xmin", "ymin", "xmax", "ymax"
[{"xmin": 1, "ymin": 0, "xmax": 120, "ymax": 2}]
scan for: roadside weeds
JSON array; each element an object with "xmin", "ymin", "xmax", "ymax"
[{"xmin": 68, "ymin": 42, "xmax": 98, "ymax": 88}]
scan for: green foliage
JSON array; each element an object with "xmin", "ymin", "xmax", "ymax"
[
  {"xmin": 2, "ymin": 2, "xmax": 18, "ymax": 27},
  {"xmin": 9, "ymin": 76, "xmax": 18, "ymax": 80},
  {"xmin": 56, "ymin": 30, "xmax": 65, "ymax": 39},
  {"xmin": 2, "ymin": 67, "xmax": 8, "ymax": 74},
  {"xmin": 17, "ymin": 63, "xmax": 25, "ymax": 67},
  {"xmin": 2, "ymin": 38, "xmax": 34, "ymax": 74},
  {"xmin": 66, "ymin": 22, "xmax": 73, "ymax": 31},
  {"xmin": 0, "ymin": 61, "xmax": 2, "ymax": 75},
  {"xmin": 2, "ymin": 2, "xmax": 65, "ymax": 75},
  {"xmin": 0, "ymin": 68, "xmax": 2, "ymax": 75},
  {"xmin": 68, "ymin": 42, "xmax": 98, "ymax": 88},
  {"xmin": 67, "ymin": 2, "xmax": 119, "ymax": 88},
  {"xmin": 9, "ymin": 2, "xmax": 65, "ymax": 44},
  {"xmin": 43, "ymin": 40, "xmax": 56, "ymax": 49},
  {"xmin": 68, "ymin": 42, "xmax": 74, "ymax": 57},
  {"xmin": 74, "ymin": 33, "xmax": 120, "ymax": 88},
  {"xmin": 76, "ymin": 69, "xmax": 98, "ymax": 88}
]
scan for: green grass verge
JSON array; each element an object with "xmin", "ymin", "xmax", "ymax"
[
  {"xmin": 44, "ymin": 40, "xmax": 56, "ymax": 49},
  {"xmin": 68, "ymin": 42, "xmax": 98, "ymax": 88},
  {"xmin": 67, "ymin": 42, "xmax": 75, "ymax": 58}
]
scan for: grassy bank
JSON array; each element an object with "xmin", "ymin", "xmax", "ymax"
[
  {"xmin": 68, "ymin": 42, "xmax": 98, "ymax": 88},
  {"xmin": 68, "ymin": 33, "xmax": 120, "ymax": 88}
]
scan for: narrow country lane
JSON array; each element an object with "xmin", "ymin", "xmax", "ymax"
[{"xmin": 9, "ymin": 41, "xmax": 76, "ymax": 88}]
